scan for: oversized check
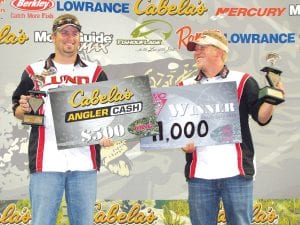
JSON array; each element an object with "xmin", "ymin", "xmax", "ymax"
[
  {"xmin": 48, "ymin": 76, "xmax": 158, "ymax": 150},
  {"xmin": 140, "ymin": 81, "xmax": 242, "ymax": 150}
]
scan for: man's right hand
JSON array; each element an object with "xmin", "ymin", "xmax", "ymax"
[
  {"xmin": 182, "ymin": 143, "xmax": 196, "ymax": 153},
  {"xmin": 99, "ymin": 138, "xmax": 113, "ymax": 147},
  {"xmin": 19, "ymin": 95, "xmax": 32, "ymax": 113}
]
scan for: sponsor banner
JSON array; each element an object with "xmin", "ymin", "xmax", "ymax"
[
  {"xmin": 0, "ymin": 24, "xmax": 29, "ymax": 45},
  {"xmin": 0, "ymin": 199, "xmax": 299, "ymax": 225},
  {"xmin": 48, "ymin": 76, "xmax": 158, "ymax": 150},
  {"xmin": 215, "ymin": 7, "xmax": 286, "ymax": 17},
  {"xmin": 10, "ymin": 0, "xmax": 55, "ymax": 11},
  {"xmin": 1, "ymin": 0, "xmax": 299, "ymax": 202},
  {"xmin": 289, "ymin": 4, "xmax": 300, "ymax": 16},
  {"xmin": 141, "ymin": 82, "xmax": 241, "ymax": 150},
  {"xmin": 56, "ymin": 1, "xmax": 130, "ymax": 13},
  {"xmin": 133, "ymin": 0, "xmax": 208, "ymax": 16},
  {"xmin": 176, "ymin": 26, "xmax": 297, "ymax": 49}
]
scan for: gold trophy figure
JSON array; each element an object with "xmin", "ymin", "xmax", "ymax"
[{"xmin": 259, "ymin": 52, "xmax": 285, "ymax": 105}]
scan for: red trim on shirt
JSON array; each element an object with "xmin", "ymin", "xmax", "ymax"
[
  {"xmin": 36, "ymin": 126, "xmax": 45, "ymax": 172},
  {"xmin": 26, "ymin": 65, "xmax": 45, "ymax": 171},
  {"xmin": 26, "ymin": 65, "xmax": 41, "ymax": 90},
  {"xmin": 189, "ymin": 150, "xmax": 197, "ymax": 178},
  {"xmin": 90, "ymin": 66, "xmax": 102, "ymax": 169},
  {"xmin": 237, "ymin": 73, "xmax": 250, "ymax": 103},
  {"xmin": 89, "ymin": 145, "xmax": 97, "ymax": 169},
  {"xmin": 26, "ymin": 65, "xmax": 34, "ymax": 76},
  {"xmin": 92, "ymin": 66, "xmax": 103, "ymax": 82},
  {"xmin": 235, "ymin": 143, "xmax": 245, "ymax": 176},
  {"xmin": 236, "ymin": 73, "xmax": 250, "ymax": 176}
]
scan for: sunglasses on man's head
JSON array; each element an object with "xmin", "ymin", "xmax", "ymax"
[{"xmin": 53, "ymin": 18, "xmax": 81, "ymax": 32}]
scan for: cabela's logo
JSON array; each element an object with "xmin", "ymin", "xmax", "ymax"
[
  {"xmin": 134, "ymin": 0, "xmax": 207, "ymax": 16},
  {"xmin": 11, "ymin": 0, "xmax": 54, "ymax": 11},
  {"xmin": 0, "ymin": 24, "xmax": 29, "ymax": 45}
]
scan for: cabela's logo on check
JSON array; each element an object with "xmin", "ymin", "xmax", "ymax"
[
  {"xmin": 49, "ymin": 76, "xmax": 158, "ymax": 150},
  {"xmin": 65, "ymin": 85, "xmax": 142, "ymax": 122}
]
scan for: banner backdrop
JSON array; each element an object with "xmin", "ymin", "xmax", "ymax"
[{"xmin": 0, "ymin": 0, "xmax": 300, "ymax": 224}]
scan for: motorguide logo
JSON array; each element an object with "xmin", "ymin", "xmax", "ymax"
[
  {"xmin": 34, "ymin": 30, "xmax": 113, "ymax": 54},
  {"xmin": 11, "ymin": 0, "xmax": 54, "ymax": 11}
]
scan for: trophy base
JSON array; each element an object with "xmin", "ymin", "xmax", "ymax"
[
  {"xmin": 22, "ymin": 114, "xmax": 44, "ymax": 126},
  {"xmin": 259, "ymin": 86, "xmax": 285, "ymax": 105}
]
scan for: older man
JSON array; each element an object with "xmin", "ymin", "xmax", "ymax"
[{"xmin": 179, "ymin": 29, "xmax": 284, "ymax": 225}]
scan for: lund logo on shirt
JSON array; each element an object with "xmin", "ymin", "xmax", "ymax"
[{"xmin": 44, "ymin": 75, "xmax": 90, "ymax": 86}]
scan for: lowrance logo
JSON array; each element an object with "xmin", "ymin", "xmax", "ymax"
[
  {"xmin": 289, "ymin": 4, "xmax": 300, "ymax": 16},
  {"xmin": 225, "ymin": 33, "xmax": 296, "ymax": 44},
  {"xmin": 11, "ymin": 0, "xmax": 54, "ymax": 11}
]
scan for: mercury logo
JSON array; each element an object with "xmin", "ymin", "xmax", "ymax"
[
  {"xmin": 215, "ymin": 7, "xmax": 286, "ymax": 16},
  {"xmin": 289, "ymin": 4, "xmax": 300, "ymax": 16}
]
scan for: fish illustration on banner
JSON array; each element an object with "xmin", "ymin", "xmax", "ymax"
[{"xmin": 131, "ymin": 19, "xmax": 173, "ymax": 40}]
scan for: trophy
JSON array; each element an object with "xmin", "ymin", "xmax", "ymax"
[
  {"xmin": 22, "ymin": 67, "xmax": 55, "ymax": 126},
  {"xmin": 22, "ymin": 90, "xmax": 46, "ymax": 126},
  {"xmin": 259, "ymin": 52, "xmax": 285, "ymax": 105}
]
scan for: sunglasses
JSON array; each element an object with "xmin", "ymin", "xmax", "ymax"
[{"xmin": 52, "ymin": 18, "xmax": 81, "ymax": 33}]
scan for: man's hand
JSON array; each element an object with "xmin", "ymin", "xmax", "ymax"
[
  {"xmin": 14, "ymin": 95, "xmax": 32, "ymax": 120},
  {"xmin": 182, "ymin": 143, "xmax": 196, "ymax": 153},
  {"xmin": 258, "ymin": 81, "xmax": 285, "ymax": 124},
  {"xmin": 99, "ymin": 138, "xmax": 113, "ymax": 147},
  {"xmin": 275, "ymin": 81, "xmax": 285, "ymax": 95},
  {"xmin": 19, "ymin": 95, "xmax": 32, "ymax": 113}
]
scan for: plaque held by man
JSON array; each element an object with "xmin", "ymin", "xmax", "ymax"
[{"xmin": 259, "ymin": 52, "xmax": 285, "ymax": 105}]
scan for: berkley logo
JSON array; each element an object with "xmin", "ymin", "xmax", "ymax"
[{"xmin": 11, "ymin": 0, "xmax": 54, "ymax": 11}]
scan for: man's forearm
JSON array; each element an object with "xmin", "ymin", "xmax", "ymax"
[{"xmin": 258, "ymin": 102, "xmax": 275, "ymax": 124}]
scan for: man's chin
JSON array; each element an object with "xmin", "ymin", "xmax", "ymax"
[
  {"xmin": 63, "ymin": 48, "xmax": 76, "ymax": 55},
  {"xmin": 196, "ymin": 62, "xmax": 204, "ymax": 69}
]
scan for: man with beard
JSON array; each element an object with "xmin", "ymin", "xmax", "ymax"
[{"xmin": 12, "ymin": 14, "xmax": 112, "ymax": 225}]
